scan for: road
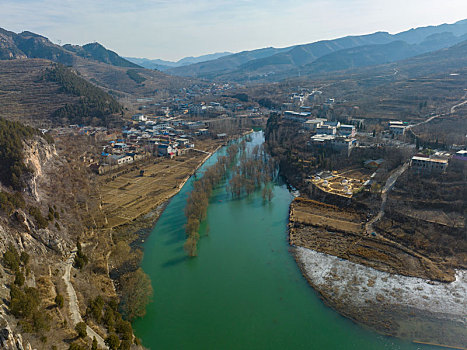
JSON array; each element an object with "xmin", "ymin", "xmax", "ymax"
[
  {"xmin": 365, "ymin": 162, "xmax": 409, "ymax": 234},
  {"xmin": 408, "ymin": 94, "xmax": 467, "ymax": 132},
  {"xmin": 63, "ymin": 251, "xmax": 108, "ymax": 349}
]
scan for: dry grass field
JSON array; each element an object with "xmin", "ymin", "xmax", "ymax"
[
  {"xmin": 289, "ymin": 197, "xmax": 455, "ymax": 282},
  {"xmin": 99, "ymin": 140, "xmax": 222, "ymax": 228}
]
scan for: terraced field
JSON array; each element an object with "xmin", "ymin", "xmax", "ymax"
[{"xmin": 0, "ymin": 59, "xmax": 77, "ymax": 127}]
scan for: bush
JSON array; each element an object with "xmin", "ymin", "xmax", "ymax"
[
  {"xmin": 14, "ymin": 270, "xmax": 25, "ymax": 286},
  {"xmin": 68, "ymin": 343, "xmax": 88, "ymax": 350},
  {"xmin": 105, "ymin": 333, "xmax": 120, "ymax": 350},
  {"xmin": 0, "ymin": 191, "xmax": 25, "ymax": 214},
  {"xmin": 126, "ymin": 69, "xmax": 146, "ymax": 84},
  {"xmin": 2, "ymin": 244, "xmax": 20, "ymax": 270},
  {"xmin": 87, "ymin": 296, "xmax": 104, "ymax": 323},
  {"xmin": 9, "ymin": 285, "xmax": 39, "ymax": 318},
  {"xmin": 20, "ymin": 251, "xmax": 29, "ymax": 265},
  {"xmin": 75, "ymin": 322, "xmax": 87, "ymax": 338},
  {"xmin": 55, "ymin": 294, "xmax": 64, "ymax": 308},
  {"xmin": 29, "ymin": 207, "xmax": 48, "ymax": 229},
  {"xmin": 0, "ymin": 118, "xmax": 42, "ymax": 190},
  {"xmin": 74, "ymin": 241, "xmax": 88, "ymax": 269}
]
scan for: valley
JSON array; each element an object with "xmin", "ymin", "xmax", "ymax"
[{"xmin": 0, "ymin": 16, "xmax": 466, "ymax": 350}]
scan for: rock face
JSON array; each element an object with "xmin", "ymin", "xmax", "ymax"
[
  {"xmin": 0, "ymin": 136, "xmax": 69, "ymax": 256},
  {"xmin": 22, "ymin": 137, "xmax": 57, "ymax": 201},
  {"xmin": 0, "ymin": 136, "xmax": 75, "ymax": 348},
  {"xmin": 0, "ymin": 312, "xmax": 33, "ymax": 350}
]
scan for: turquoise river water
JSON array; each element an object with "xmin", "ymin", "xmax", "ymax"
[{"xmin": 133, "ymin": 131, "xmax": 433, "ymax": 349}]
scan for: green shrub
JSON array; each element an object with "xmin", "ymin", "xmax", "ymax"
[
  {"xmin": 126, "ymin": 69, "xmax": 146, "ymax": 84},
  {"xmin": 9, "ymin": 285, "xmax": 39, "ymax": 318},
  {"xmin": 87, "ymin": 296, "xmax": 104, "ymax": 323},
  {"xmin": 3, "ymin": 244, "xmax": 20, "ymax": 270},
  {"xmin": 75, "ymin": 322, "xmax": 87, "ymax": 338},
  {"xmin": 0, "ymin": 118, "xmax": 41, "ymax": 190},
  {"xmin": 29, "ymin": 207, "xmax": 48, "ymax": 229},
  {"xmin": 0, "ymin": 191, "xmax": 25, "ymax": 214},
  {"xmin": 55, "ymin": 294, "xmax": 64, "ymax": 308},
  {"xmin": 14, "ymin": 270, "xmax": 25, "ymax": 286},
  {"xmin": 74, "ymin": 241, "xmax": 88, "ymax": 269},
  {"xmin": 105, "ymin": 333, "xmax": 120, "ymax": 350},
  {"xmin": 20, "ymin": 251, "xmax": 29, "ymax": 265}
]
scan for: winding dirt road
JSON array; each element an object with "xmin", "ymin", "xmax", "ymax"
[
  {"xmin": 365, "ymin": 162, "xmax": 409, "ymax": 234},
  {"xmin": 63, "ymin": 251, "xmax": 108, "ymax": 349}
]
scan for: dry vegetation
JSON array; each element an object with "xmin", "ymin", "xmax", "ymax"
[
  {"xmin": 99, "ymin": 139, "xmax": 222, "ymax": 229},
  {"xmin": 289, "ymin": 197, "xmax": 458, "ymax": 282},
  {"xmin": 0, "ymin": 59, "xmax": 78, "ymax": 127}
]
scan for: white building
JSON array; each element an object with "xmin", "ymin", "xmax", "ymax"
[
  {"xmin": 316, "ymin": 125, "xmax": 336, "ymax": 135},
  {"xmin": 389, "ymin": 125, "xmax": 407, "ymax": 135},
  {"xmin": 304, "ymin": 118, "xmax": 326, "ymax": 130},
  {"xmin": 339, "ymin": 124, "xmax": 356, "ymax": 137},
  {"xmin": 132, "ymin": 114, "xmax": 147, "ymax": 122},
  {"xmin": 410, "ymin": 156, "xmax": 448, "ymax": 173}
]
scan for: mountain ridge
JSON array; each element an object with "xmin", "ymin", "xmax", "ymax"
[{"xmin": 165, "ymin": 19, "xmax": 467, "ymax": 82}]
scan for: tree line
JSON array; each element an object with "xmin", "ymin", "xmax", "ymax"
[
  {"xmin": 228, "ymin": 144, "xmax": 276, "ymax": 201},
  {"xmin": 184, "ymin": 143, "xmax": 240, "ymax": 256},
  {"xmin": 44, "ymin": 64, "xmax": 122, "ymax": 126}
]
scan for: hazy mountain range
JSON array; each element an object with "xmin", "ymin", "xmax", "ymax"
[
  {"xmin": 125, "ymin": 52, "xmax": 232, "ymax": 71},
  {"xmin": 0, "ymin": 19, "xmax": 466, "ymax": 85},
  {"xmin": 162, "ymin": 19, "xmax": 467, "ymax": 82}
]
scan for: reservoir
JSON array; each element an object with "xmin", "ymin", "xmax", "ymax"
[{"xmin": 133, "ymin": 131, "xmax": 432, "ymax": 349}]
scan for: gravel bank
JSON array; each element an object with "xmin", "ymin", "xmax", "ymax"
[{"xmin": 295, "ymin": 246, "xmax": 467, "ymax": 347}]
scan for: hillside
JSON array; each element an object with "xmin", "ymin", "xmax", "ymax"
[
  {"xmin": 126, "ymin": 51, "xmax": 232, "ymax": 71},
  {"xmin": 0, "ymin": 59, "xmax": 123, "ymax": 127},
  {"xmin": 289, "ymin": 39, "xmax": 467, "ymax": 120},
  {"xmin": 0, "ymin": 26, "xmax": 193, "ymax": 101},
  {"xmin": 0, "ymin": 59, "xmax": 78, "ymax": 127},
  {"xmin": 166, "ymin": 46, "xmax": 290, "ymax": 78},
  {"xmin": 167, "ymin": 19, "xmax": 467, "ymax": 82},
  {"xmin": 63, "ymin": 42, "xmax": 141, "ymax": 68},
  {"xmin": 297, "ymin": 33, "xmax": 467, "ymax": 76}
]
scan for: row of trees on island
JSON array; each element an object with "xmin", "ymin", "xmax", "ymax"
[
  {"xmin": 228, "ymin": 144, "xmax": 277, "ymax": 201},
  {"xmin": 184, "ymin": 143, "xmax": 240, "ymax": 257},
  {"xmin": 183, "ymin": 138, "xmax": 277, "ymax": 257}
]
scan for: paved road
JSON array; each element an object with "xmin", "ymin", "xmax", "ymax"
[{"xmin": 63, "ymin": 251, "xmax": 108, "ymax": 349}]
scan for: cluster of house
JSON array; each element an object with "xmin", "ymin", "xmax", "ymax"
[
  {"xmin": 282, "ymin": 112, "xmax": 358, "ymax": 153},
  {"xmin": 388, "ymin": 121, "xmax": 410, "ymax": 135},
  {"xmin": 90, "ymin": 115, "xmax": 208, "ymax": 174},
  {"xmin": 410, "ymin": 150, "xmax": 466, "ymax": 174}
]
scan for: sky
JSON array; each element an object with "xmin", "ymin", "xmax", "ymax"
[{"xmin": 1, "ymin": 0, "xmax": 466, "ymax": 61}]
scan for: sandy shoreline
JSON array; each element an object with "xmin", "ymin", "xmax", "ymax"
[{"xmin": 294, "ymin": 246, "xmax": 467, "ymax": 347}]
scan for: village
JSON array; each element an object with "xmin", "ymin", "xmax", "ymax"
[{"xmin": 271, "ymin": 90, "xmax": 466, "ymax": 199}]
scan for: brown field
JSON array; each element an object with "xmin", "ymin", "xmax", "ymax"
[
  {"xmin": 289, "ymin": 198, "xmax": 455, "ymax": 282},
  {"xmin": 99, "ymin": 140, "xmax": 222, "ymax": 229}
]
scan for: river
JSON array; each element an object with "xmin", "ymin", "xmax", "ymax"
[{"xmin": 133, "ymin": 131, "xmax": 433, "ymax": 349}]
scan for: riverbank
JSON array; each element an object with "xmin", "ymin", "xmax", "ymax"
[
  {"xmin": 134, "ymin": 131, "xmax": 426, "ymax": 350},
  {"xmin": 294, "ymin": 246, "xmax": 467, "ymax": 349}
]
